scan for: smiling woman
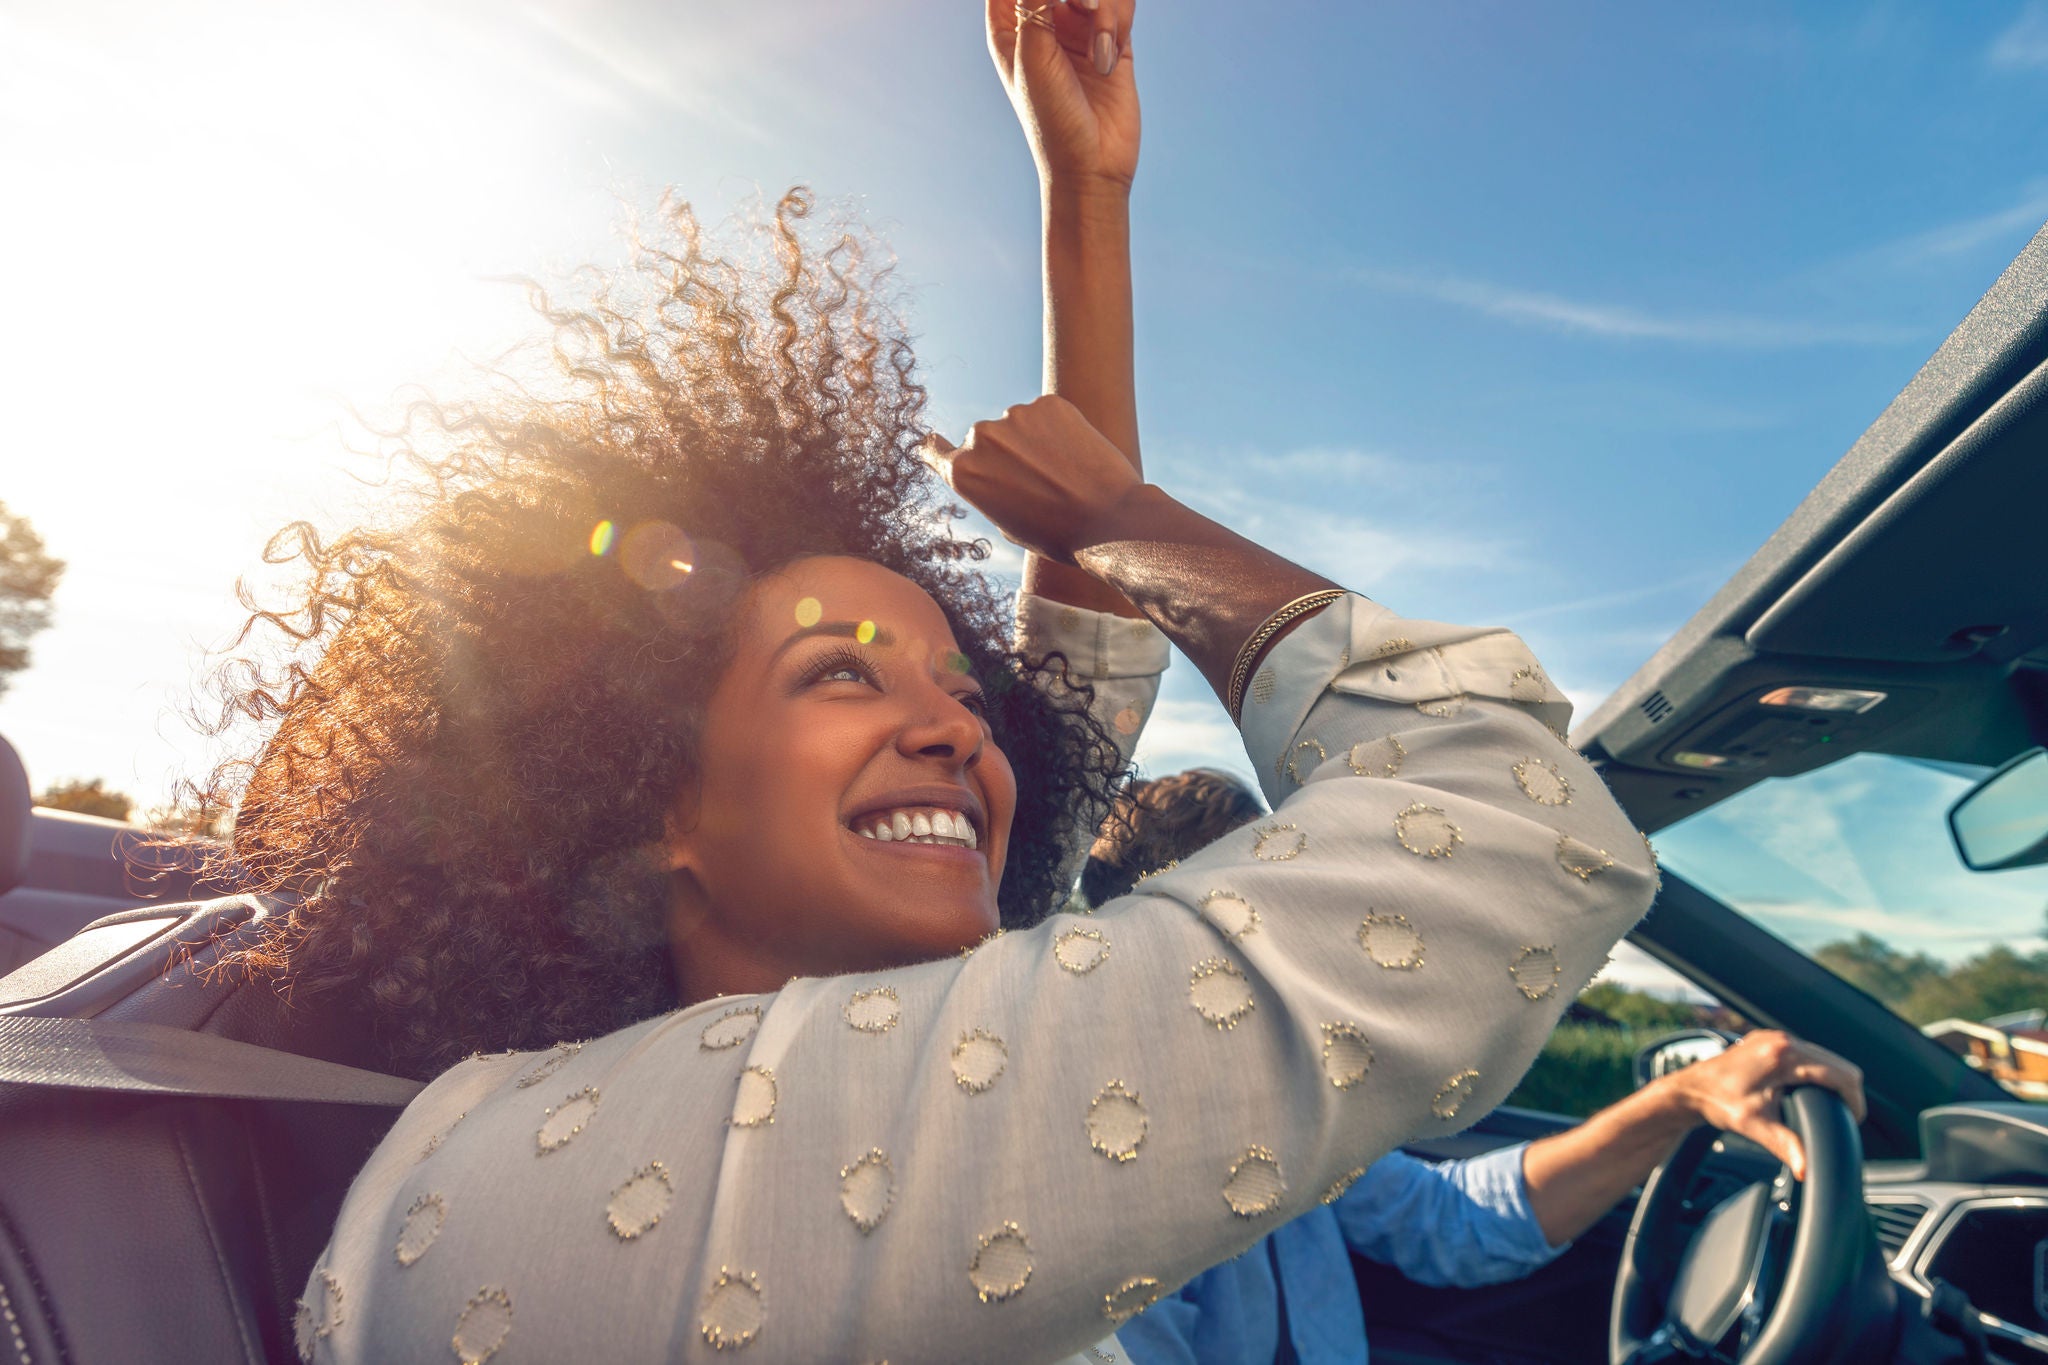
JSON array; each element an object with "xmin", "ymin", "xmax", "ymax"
[{"xmin": 205, "ymin": 194, "xmax": 1126, "ymax": 1077}]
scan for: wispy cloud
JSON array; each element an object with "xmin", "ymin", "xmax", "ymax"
[
  {"xmin": 1990, "ymin": 3, "xmax": 2048, "ymax": 69},
  {"xmin": 1349, "ymin": 267, "xmax": 1915, "ymax": 348},
  {"xmin": 1851, "ymin": 183, "xmax": 2048, "ymax": 268}
]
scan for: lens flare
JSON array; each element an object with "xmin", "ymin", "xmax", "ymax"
[
  {"xmin": 855, "ymin": 620, "xmax": 877, "ymax": 644},
  {"xmin": 620, "ymin": 522, "xmax": 695, "ymax": 592},
  {"xmin": 794, "ymin": 597, "xmax": 823, "ymax": 628},
  {"xmin": 589, "ymin": 521, "xmax": 616, "ymax": 556}
]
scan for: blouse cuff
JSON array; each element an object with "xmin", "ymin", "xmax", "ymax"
[
  {"xmin": 1013, "ymin": 593, "xmax": 1171, "ymax": 682},
  {"xmin": 1236, "ymin": 593, "xmax": 1577, "ymax": 809}
]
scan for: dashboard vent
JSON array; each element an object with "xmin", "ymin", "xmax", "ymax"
[
  {"xmin": 1867, "ymin": 1198, "xmax": 1930, "ymax": 1258},
  {"xmin": 1640, "ymin": 691, "xmax": 1674, "ymax": 725}
]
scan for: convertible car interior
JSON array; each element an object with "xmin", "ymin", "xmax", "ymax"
[{"xmin": 2, "ymin": 225, "xmax": 2046, "ymax": 1363}]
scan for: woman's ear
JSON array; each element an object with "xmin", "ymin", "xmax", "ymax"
[{"xmin": 659, "ymin": 768, "xmax": 705, "ymax": 873}]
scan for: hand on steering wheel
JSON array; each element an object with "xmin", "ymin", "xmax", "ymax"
[{"xmin": 1611, "ymin": 1086, "xmax": 1897, "ymax": 1365}]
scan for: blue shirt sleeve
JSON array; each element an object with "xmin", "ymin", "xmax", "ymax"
[{"xmin": 1334, "ymin": 1144, "xmax": 1567, "ymax": 1288}]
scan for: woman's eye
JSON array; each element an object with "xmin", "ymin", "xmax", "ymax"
[{"xmin": 955, "ymin": 690, "xmax": 987, "ymax": 715}]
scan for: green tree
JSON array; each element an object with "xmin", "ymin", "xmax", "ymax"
[
  {"xmin": 36, "ymin": 777, "xmax": 134, "ymax": 822},
  {"xmin": 1813, "ymin": 932, "xmax": 1945, "ymax": 1009},
  {"xmin": 1896, "ymin": 945, "xmax": 2048, "ymax": 1026},
  {"xmin": 1578, "ymin": 981, "xmax": 1706, "ymax": 1032},
  {"xmin": 0, "ymin": 502, "xmax": 64, "ymax": 697}
]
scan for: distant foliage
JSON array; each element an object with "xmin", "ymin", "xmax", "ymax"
[
  {"xmin": 1816, "ymin": 928, "xmax": 2048, "ymax": 1026},
  {"xmin": 1507, "ymin": 1024, "xmax": 1640, "ymax": 1117},
  {"xmin": 36, "ymin": 777, "xmax": 133, "ymax": 822},
  {"xmin": 1578, "ymin": 981, "xmax": 1707, "ymax": 1033},
  {"xmin": 0, "ymin": 501, "xmax": 64, "ymax": 697}
]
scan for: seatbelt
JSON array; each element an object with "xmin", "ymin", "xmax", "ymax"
[{"xmin": 0, "ymin": 1015, "xmax": 423, "ymax": 1107}]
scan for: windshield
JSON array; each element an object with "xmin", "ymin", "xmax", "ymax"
[{"xmin": 1654, "ymin": 750, "xmax": 2048, "ymax": 1100}]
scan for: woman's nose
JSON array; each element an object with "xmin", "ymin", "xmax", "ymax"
[{"xmin": 895, "ymin": 689, "xmax": 984, "ymax": 768}]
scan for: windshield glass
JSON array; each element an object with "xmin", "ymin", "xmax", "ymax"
[{"xmin": 1654, "ymin": 750, "xmax": 2048, "ymax": 1100}]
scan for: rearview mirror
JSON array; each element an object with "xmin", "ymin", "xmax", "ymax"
[
  {"xmin": 1948, "ymin": 748, "xmax": 2048, "ymax": 871},
  {"xmin": 1633, "ymin": 1029, "xmax": 1734, "ymax": 1090}
]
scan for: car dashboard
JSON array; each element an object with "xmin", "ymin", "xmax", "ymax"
[{"xmin": 1865, "ymin": 1103, "xmax": 2048, "ymax": 1363}]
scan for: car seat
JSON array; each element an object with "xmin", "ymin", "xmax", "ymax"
[{"xmin": 0, "ymin": 882, "xmax": 416, "ymax": 1364}]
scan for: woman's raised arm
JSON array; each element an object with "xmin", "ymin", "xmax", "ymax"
[{"xmin": 986, "ymin": 0, "xmax": 1148, "ymax": 618}]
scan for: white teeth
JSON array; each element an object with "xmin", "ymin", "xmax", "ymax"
[{"xmin": 854, "ymin": 807, "xmax": 979, "ymax": 849}]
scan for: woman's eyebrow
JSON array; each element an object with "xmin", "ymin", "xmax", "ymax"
[{"xmin": 769, "ymin": 620, "xmax": 898, "ymax": 661}]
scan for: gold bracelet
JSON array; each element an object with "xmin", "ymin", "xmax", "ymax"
[{"xmin": 1227, "ymin": 589, "xmax": 1347, "ymax": 725}]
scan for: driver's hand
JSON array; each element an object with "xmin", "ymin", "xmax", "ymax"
[{"xmin": 1663, "ymin": 1030, "xmax": 1866, "ymax": 1180}]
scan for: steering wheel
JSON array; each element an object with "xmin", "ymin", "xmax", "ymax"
[{"xmin": 1609, "ymin": 1087, "xmax": 1899, "ymax": 1365}]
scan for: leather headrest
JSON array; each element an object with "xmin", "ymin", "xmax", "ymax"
[{"xmin": 0, "ymin": 735, "xmax": 29, "ymax": 897}]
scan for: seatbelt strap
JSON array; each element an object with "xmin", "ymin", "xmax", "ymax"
[{"xmin": 0, "ymin": 1015, "xmax": 423, "ymax": 1107}]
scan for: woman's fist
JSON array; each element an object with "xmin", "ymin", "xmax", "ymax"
[
  {"xmin": 923, "ymin": 396, "xmax": 1143, "ymax": 564},
  {"xmin": 986, "ymin": 0, "xmax": 1139, "ymax": 191}
]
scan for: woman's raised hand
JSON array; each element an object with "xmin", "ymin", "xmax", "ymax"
[
  {"xmin": 986, "ymin": 0, "xmax": 1139, "ymax": 192},
  {"xmin": 924, "ymin": 397, "xmax": 1141, "ymax": 565}
]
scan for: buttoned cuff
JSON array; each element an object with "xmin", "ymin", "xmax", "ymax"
[{"xmin": 1013, "ymin": 594, "xmax": 1171, "ymax": 682}]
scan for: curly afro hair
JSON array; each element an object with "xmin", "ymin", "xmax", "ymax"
[{"xmin": 199, "ymin": 191, "xmax": 1127, "ymax": 1079}]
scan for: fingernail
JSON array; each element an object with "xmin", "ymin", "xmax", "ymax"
[
  {"xmin": 1093, "ymin": 31, "xmax": 1115, "ymax": 75},
  {"xmin": 1074, "ymin": 0, "xmax": 1100, "ymax": 10}
]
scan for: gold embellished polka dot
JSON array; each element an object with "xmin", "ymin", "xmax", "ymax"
[
  {"xmin": 960, "ymin": 928, "xmax": 1006, "ymax": 959},
  {"xmin": 1085, "ymin": 1080, "xmax": 1148, "ymax": 1162},
  {"xmin": 843, "ymin": 985, "xmax": 901, "ymax": 1034},
  {"xmin": 452, "ymin": 1285, "xmax": 513, "ymax": 1364},
  {"xmin": 1103, "ymin": 1275, "xmax": 1165, "ymax": 1323},
  {"xmin": 1058, "ymin": 606, "xmax": 1084, "ymax": 633},
  {"xmin": 1358, "ymin": 912, "xmax": 1425, "ymax": 970},
  {"xmin": 951, "ymin": 1028, "xmax": 1009, "ymax": 1094},
  {"xmin": 969, "ymin": 1223, "xmax": 1035, "ymax": 1303},
  {"xmin": 1321, "ymin": 1022, "xmax": 1374, "ymax": 1088},
  {"xmin": 700, "ymin": 1006, "xmax": 763, "ymax": 1051},
  {"xmin": 514, "ymin": 1042, "xmax": 584, "ymax": 1089},
  {"xmin": 1433, "ymin": 1069, "xmax": 1480, "ymax": 1121},
  {"xmin": 1512, "ymin": 757, "xmax": 1572, "ymax": 806},
  {"xmin": 730, "ymin": 1067, "xmax": 777, "ymax": 1127},
  {"xmin": 420, "ymin": 1109, "xmax": 468, "ymax": 1161},
  {"xmin": 607, "ymin": 1161, "xmax": 675, "ymax": 1240},
  {"xmin": 1509, "ymin": 664, "xmax": 1550, "ymax": 704},
  {"xmin": 1321, "ymin": 1167, "xmax": 1366, "ymax": 1205},
  {"xmin": 1394, "ymin": 803, "xmax": 1462, "ymax": 859},
  {"xmin": 701, "ymin": 1267, "xmax": 764, "ymax": 1350},
  {"xmin": 1347, "ymin": 734, "xmax": 1405, "ymax": 778},
  {"xmin": 1415, "ymin": 693, "xmax": 1467, "ymax": 719},
  {"xmin": 1113, "ymin": 706, "xmax": 1143, "ymax": 736},
  {"xmin": 1510, "ymin": 946, "xmax": 1562, "ymax": 1000},
  {"xmin": 1055, "ymin": 925, "xmax": 1111, "ymax": 974},
  {"xmin": 1223, "ymin": 1146, "xmax": 1286, "ymax": 1217},
  {"xmin": 394, "ymin": 1194, "xmax": 446, "ymax": 1267},
  {"xmin": 1198, "ymin": 889, "xmax": 1260, "ymax": 942},
  {"xmin": 839, "ymin": 1149, "xmax": 894, "ymax": 1233},
  {"xmin": 1188, "ymin": 958, "xmax": 1257, "ymax": 1028},
  {"xmin": 293, "ymin": 1268, "xmax": 343, "ymax": 1359},
  {"xmin": 1250, "ymin": 822, "xmax": 1306, "ymax": 861},
  {"xmin": 1370, "ymin": 637, "xmax": 1414, "ymax": 659},
  {"xmin": 1556, "ymin": 833, "xmax": 1615, "ymax": 882},
  {"xmin": 536, "ymin": 1088, "xmax": 599, "ymax": 1154},
  {"xmin": 1286, "ymin": 738, "xmax": 1327, "ymax": 785},
  {"xmin": 1250, "ymin": 667, "xmax": 1278, "ymax": 706}
]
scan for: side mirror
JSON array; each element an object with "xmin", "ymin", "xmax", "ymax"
[
  {"xmin": 1634, "ymin": 1029, "xmax": 1735, "ymax": 1090},
  {"xmin": 1948, "ymin": 748, "xmax": 2048, "ymax": 872}
]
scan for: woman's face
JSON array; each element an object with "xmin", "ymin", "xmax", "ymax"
[{"xmin": 663, "ymin": 555, "xmax": 1016, "ymax": 999}]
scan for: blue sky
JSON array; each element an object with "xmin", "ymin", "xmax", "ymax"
[{"xmin": 2, "ymin": 2, "xmax": 2045, "ymax": 970}]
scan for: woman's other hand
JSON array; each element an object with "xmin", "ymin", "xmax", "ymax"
[
  {"xmin": 987, "ymin": 0, "xmax": 1139, "ymax": 193},
  {"xmin": 924, "ymin": 396, "xmax": 1141, "ymax": 566}
]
